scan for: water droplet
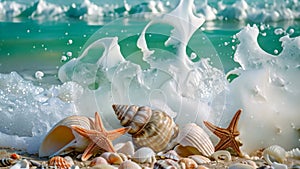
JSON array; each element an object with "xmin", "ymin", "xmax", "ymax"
[
  {"xmin": 35, "ymin": 71, "xmax": 44, "ymax": 79},
  {"xmin": 190, "ymin": 52, "xmax": 197, "ymax": 60},
  {"xmin": 289, "ymin": 28, "xmax": 294, "ymax": 34},
  {"xmin": 66, "ymin": 52, "xmax": 72, "ymax": 57},
  {"xmin": 224, "ymin": 42, "xmax": 229, "ymax": 46},
  {"xmin": 65, "ymin": 32, "xmax": 69, "ymax": 36},
  {"xmin": 68, "ymin": 39, "xmax": 73, "ymax": 45},
  {"xmin": 274, "ymin": 49, "xmax": 278, "ymax": 54},
  {"xmin": 8, "ymin": 105, "xmax": 14, "ymax": 112},
  {"xmin": 61, "ymin": 55, "xmax": 67, "ymax": 62},
  {"xmin": 26, "ymin": 29, "xmax": 30, "ymax": 33}
]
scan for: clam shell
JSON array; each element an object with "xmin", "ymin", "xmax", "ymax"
[
  {"xmin": 174, "ymin": 123, "xmax": 214, "ymax": 157},
  {"xmin": 101, "ymin": 152, "xmax": 124, "ymax": 165},
  {"xmin": 48, "ymin": 156, "xmax": 72, "ymax": 169},
  {"xmin": 39, "ymin": 115, "xmax": 94, "ymax": 157},
  {"xmin": 115, "ymin": 141, "xmax": 135, "ymax": 157},
  {"xmin": 132, "ymin": 147, "xmax": 156, "ymax": 164},
  {"xmin": 112, "ymin": 104, "xmax": 179, "ymax": 152},
  {"xmin": 179, "ymin": 158, "xmax": 198, "ymax": 169}
]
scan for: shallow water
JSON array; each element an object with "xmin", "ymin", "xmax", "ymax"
[{"xmin": 0, "ymin": 0, "xmax": 299, "ymax": 154}]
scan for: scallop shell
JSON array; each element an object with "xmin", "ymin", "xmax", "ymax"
[
  {"xmin": 154, "ymin": 159, "xmax": 181, "ymax": 169},
  {"xmin": 48, "ymin": 156, "xmax": 72, "ymax": 169},
  {"xmin": 112, "ymin": 104, "xmax": 179, "ymax": 152},
  {"xmin": 263, "ymin": 145, "xmax": 286, "ymax": 165},
  {"xmin": 174, "ymin": 123, "xmax": 214, "ymax": 157},
  {"xmin": 39, "ymin": 115, "xmax": 95, "ymax": 157}
]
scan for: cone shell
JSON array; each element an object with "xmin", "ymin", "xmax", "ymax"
[
  {"xmin": 112, "ymin": 104, "xmax": 179, "ymax": 152},
  {"xmin": 174, "ymin": 123, "xmax": 214, "ymax": 157},
  {"xmin": 39, "ymin": 115, "xmax": 95, "ymax": 157}
]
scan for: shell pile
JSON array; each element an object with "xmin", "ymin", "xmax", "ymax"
[{"xmin": 32, "ymin": 104, "xmax": 300, "ymax": 169}]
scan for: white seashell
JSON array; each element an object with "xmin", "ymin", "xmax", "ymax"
[
  {"xmin": 90, "ymin": 157, "xmax": 108, "ymax": 167},
  {"xmin": 271, "ymin": 162, "xmax": 288, "ymax": 169},
  {"xmin": 100, "ymin": 152, "xmax": 123, "ymax": 165},
  {"xmin": 174, "ymin": 123, "xmax": 214, "ymax": 157},
  {"xmin": 39, "ymin": 115, "xmax": 95, "ymax": 157},
  {"xmin": 132, "ymin": 147, "xmax": 156, "ymax": 164},
  {"xmin": 10, "ymin": 160, "xmax": 30, "ymax": 169},
  {"xmin": 286, "ymin": 148, "xmax": 300, "ymax": 159},
  {"xmin": 48, "ymin": 156, "xmax": 72, "ymax": 169},
  {"xmin": 228, "ymin": 163, "xmax": 255, "ymax": 169},
  {"xmin": 119, "ymin": 160, "xmax": 142, "ymax": 169},
  {"xmin": 263, "ymin": 145, "xmax": 286, "ymax": 165},
  {"xmin": 112, "ymin": 104, "xmax": 179, "ymax": 152},
  {"xmin": 64, "ymin": 156, "xmax": 75, "ymax": 166},
  {"xmin": 188, "ymin": 155, "xmax": 211, "ymax": 164},
  {"xmin": 212, "ymin": 150, "xmax": 232, "ymax": 162},
  {"xmin": 115, "ymin": 141, "xmax": 135, "ymax": 157},
  {"xmin": 154, "ymin": 159, "xmax": 181, "ymax": 169}
]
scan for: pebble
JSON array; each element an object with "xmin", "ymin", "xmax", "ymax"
[{"xmin": 10, "ymin": 159, "xmax": 30, "ymax": 169}]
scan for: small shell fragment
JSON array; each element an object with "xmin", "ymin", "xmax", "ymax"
[
  {"xmin": 157, "ymin": 150, "xmax": 180, "ymax": 161},
  {"xmin": 115, "ymin": 141, "xmax": 135, "ymax": 157},
  {"xmin": 132, "ymin": 147, "xmax": 156, "ymax": 164},
  {"xmin": 154, "ymin": 159, "xmax": 181, "ymax": 169},
  {"xmin": 271, "ymin": 162, "xmax": 288, "ymax": 169},
  {"xmin": 179, "ymin": 158, "xmax": 198, "ymax": 169},
  {"xmin": 10, "ymin": 159, "xmax": 30, "ymax": 169},
  {"xmin": 263, "ymin": 145, "xmax": 286, "ymax": 165},
  {"xmin": 189, "ymin": 155, "xmax": 211, "ymax": 164},
  {"xmin": 0, "ymin": 158, "xmax": 15, "ymax": 167},
  {"xmin": 212, "ymin": 150, "xmax": 232, "ymax": 162},
  {"xmin": 101, "ymin": 152, "xmax": 123, "ymax": 165},
  {"xmin": 286, "ymin": 148, "xmax": 300, "ymax": 159}
]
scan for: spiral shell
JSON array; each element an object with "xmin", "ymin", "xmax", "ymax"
[
  {"xmin": 112, "ymin": 104, "xmax": 179, "ymax": 152},
  {"xmin": 286, "ymin": 148, "xmax": 300, "ymax": 159},
  {"xmin": 174, "ymin": 123, "xmax": 214, "ymax": 157},
  {"xmin": 48, "ymin": 156, "xmax": 72, "ymax": 169},
  {"xmin": 263, "ymin": 145, "xmax": 286, "ymax": 165},
  {"xmin": 39, "ymin": 115, "xmax": 95, "ymax": 157}
]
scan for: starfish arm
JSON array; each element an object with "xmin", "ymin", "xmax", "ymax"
[
  {"xmin": 107, "ymin": 127, "xmax": 131, "ymax": 141},
  {"xmin": 81, "ymin": 142, "xmax": 98, "ymax": 161},
  {"xmin": 203, "ymin": 121, "xmax": 230, "ymax": 137},
  {"xmin": 91, "ymin": 135, "xmax": 116, "ymax": 153},
  {"xmin": 94, "ymin": 112, "xmax": 105, "ymax": 132},
  {"xmin": 227, "ymin": 109, "xmax": 242, "ymax": 131},
  {"xmin": 214, "ymin": 137, "xmax": 231, "ymax": 151},
  {"xmin": 231, "ymin": 139, "xmax": 243, "ymax": 157},
  {"xmin": 71, "ymin": 126, "xmax": 100, "ymax": 138}
]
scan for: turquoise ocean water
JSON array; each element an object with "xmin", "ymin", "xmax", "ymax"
[{"xmin": 0, "ymin": 0, "xmax": 299, "ymax": 153}]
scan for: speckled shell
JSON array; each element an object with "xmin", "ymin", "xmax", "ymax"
[
  {"xmin": 112, "ymin": 104, "xmax": 179, "ymax": 152},
  {"xmin": 48, "ymin": 156, "xmax": 72, "ymax": 169},
  {"xmin": 39, "ymin": 115, "xmax": 95, "ymax": 157},
  {"xmin": 174, "ymin": 123, "xmax": 214, "ymax": 157}
]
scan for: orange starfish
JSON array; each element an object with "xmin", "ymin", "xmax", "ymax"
[
  {"xmin": 72, "ymin": 112, "xmax": 130, "ymax": 161},
  {"xmin": 203, "ymin": 109, "xmax": 243, "ymax": 157}
]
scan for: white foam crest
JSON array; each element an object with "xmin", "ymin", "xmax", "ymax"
[
  {"xmin": 0, "ymin": 72, "xmax": 79, "ymax": 153},
  {"xmin": 225, "ymin": 25, "xmax": 300, "ymax": 154},
  {"xmin": 31, "ymin": 0, "xmax": 66, "ymax": 20}
]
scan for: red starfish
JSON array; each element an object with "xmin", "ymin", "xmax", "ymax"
[
  {"xmin": 72, "ymin": 112, "xmax": 130, "ymax": 161},
  {"xmin": 203, "ymin": 109, "xmax": 243, "ymax": 157}
]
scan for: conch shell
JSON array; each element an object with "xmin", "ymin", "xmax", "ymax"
[
  {"xmin": 39, "ymin": 115, "xmax": 95, "ymax": 157},
  {"xmin": 112, "ymin": 104, "xmax": 179, "ymax": 152}
]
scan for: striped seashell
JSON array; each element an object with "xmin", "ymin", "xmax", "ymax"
[
  {"xmin": 112, "ymin": 104, "xmax": 179, "ymax": 152},
  {"xmin": 157, "ymin": 150, "xmax": 180, "ymax": 161},
  {"xmin": 119, "ymin": 160, "xmax": 142, "ymax": 169},
  {"xmin": 188, "ymin": 155, "xmax": 211, "ymax": 164},
  {"xmin": 0, "ymin": 158, "xmax": 15, "ymax": 167},
  {"xmin": 174, "ymin": 123, "xmax": 214, "ymax": 157},
  {"xmin": 48, "ymin": 156, "xmax": 72, "ymax": 169},
  {"xmin": 39, "ymin": 115, "xmax": 95, "ymax": 157},
  {"xmin": 263, "ymin": 145, "xmax": 286, "ymax": 165},
  {"xmin": 286, "ymin": 148, "xmax": 300, "ymax": 159},
  {"xmin": 154, "ymin": 159, "xmax": 181, "ymax": 169}
]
